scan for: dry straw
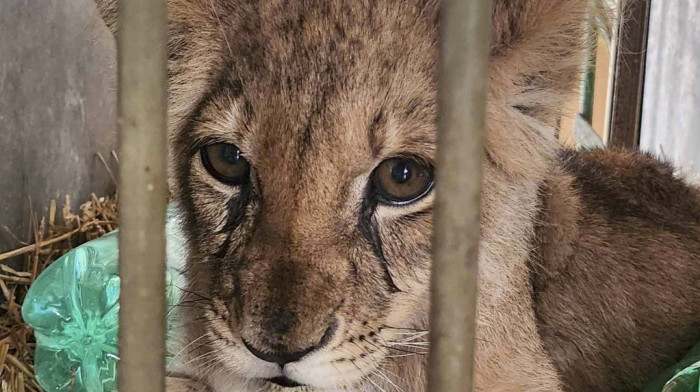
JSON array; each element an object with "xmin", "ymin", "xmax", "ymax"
[{"xmin": 0, "ymin": 193, "xmax": 118, "ymax": 392}]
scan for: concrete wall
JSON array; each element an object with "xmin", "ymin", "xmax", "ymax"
[
  {"xmin": 640, "ymin": 0, "xmax": 700, "ymax": 179},
  {"xmin": 0, "ymin": 0, "xmax": 117, "ymax": 254}
]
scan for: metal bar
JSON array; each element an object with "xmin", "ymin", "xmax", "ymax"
[
  {"xmin": 580, "ymin": 14, "xmax": 598, "ymax": 125},
  {"xmin": 428, "ymin": 0, "xmax": 492, "ymax": 391},
  {"xmin": 608, "ymin": 0, "xmax": 651, "ymax": 149},
  {"xmin": 117, "ymin": 0, "xmax": 169, "ymax": 390}
]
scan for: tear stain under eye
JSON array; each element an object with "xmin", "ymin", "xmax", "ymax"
[
  {"xmin": 213, "ymin": 233, "xmax": 233, "ymax": 259},
  {"xmin": 211, "ymin": 189, "xmax": 254, "ymax": 324},
  {"xmin": 217, "ymin": 184, "xmax": 253, "ymax": 234},
  {"xmin": 358, "ymin": 187, "xmax": 402, "ymax": 294},
  {"xmin": 211, "ymin": 187, "xmax": 252, "ymax": 260}
]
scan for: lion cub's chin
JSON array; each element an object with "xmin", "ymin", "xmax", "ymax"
[
  {"xmin": 200, "ymin": 351, "xmax": 373, "ymax": 392},
  {"xmin": 282, "ymin": 357, "xmax": 369, "ymax": 390},
  {"xmin": 205, "ymin": 372, "xmax": 363, "ymax": 392}
]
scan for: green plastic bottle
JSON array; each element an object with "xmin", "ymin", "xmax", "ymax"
[
  {"xmin": 21, "ymin": 205, "xmax": 187, "ymax": 392},
  {"xmin": 662, "ymin": 362, "xmax": 700, "ymax": 392},
  {"xmin": 644, "ymin": 339, "xmax": 700, "ymax": 392}
]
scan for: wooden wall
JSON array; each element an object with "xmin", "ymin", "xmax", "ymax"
[{"xmin": 640, "ymin": 0, "xmax": 700, "ymax": 181}]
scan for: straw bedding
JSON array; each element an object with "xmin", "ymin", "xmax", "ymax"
[{"xmin": 0, "ymin": 194, "xmax": 118, "ymax": 391}]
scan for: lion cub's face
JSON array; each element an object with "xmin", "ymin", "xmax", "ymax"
[
  {"xmin": 93, "ymin": 0, "xmax": 592, "ymax": 387},
  {"xmin": 170, "ymin": 1, "xmax": 438, "ymax": 389}
]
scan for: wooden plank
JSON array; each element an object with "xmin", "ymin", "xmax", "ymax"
[{"xmin": 608, "ymin": 0, "xmax": 652, "ymax": 149}]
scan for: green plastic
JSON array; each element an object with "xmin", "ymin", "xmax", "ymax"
[
  {"xmin": 645, "ymin": 340, "xmax": 700, "ymax": 392},
  {"xmin": 21, "ymin": 206, "xmax": 187, "ymax": 392}
]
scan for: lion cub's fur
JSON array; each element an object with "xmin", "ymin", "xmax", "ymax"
[{"xmin": 94, "ymin": 1, "xmax": 700, "ymax": 391}]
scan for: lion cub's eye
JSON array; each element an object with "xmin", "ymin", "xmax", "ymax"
[
  {"xmin": 372, "ymin": 158, "xmax": 433, "ymax": 205},
  {"xmin": 200, "ymin": 143, "xmax": 250, "ymax": 185}
]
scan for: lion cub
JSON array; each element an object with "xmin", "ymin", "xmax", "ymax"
[{"xmin": 94, "ymin": 0, "xmax": 700, "ymax": 391}]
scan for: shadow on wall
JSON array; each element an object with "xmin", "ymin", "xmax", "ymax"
[{"xmin": 0, "ymin": 0, "xmax": 118, "ymax": 259}]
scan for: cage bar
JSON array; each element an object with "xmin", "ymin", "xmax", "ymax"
[
  {"xmin": 428, "ymin": 0, "xmax": 492, "ymax": 391},
  {"xmin": 116, "ymin": 0, "xmax": 169, "ymax": 390}
]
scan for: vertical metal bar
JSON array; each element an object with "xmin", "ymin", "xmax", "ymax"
[
  {"xmin": 117, "ymin": 0, "xmax": 168, "ymax": 390},
  {"xmin": 428, "ymin": 0, "xmax": 492, "ymax": 391},
  {"xmin": 580, "ymin": 14, "xmax": 598, "ymax": 125},
  {"xmin": 608, "ymin": 0, "xmax": 651, "ymax": 149}
]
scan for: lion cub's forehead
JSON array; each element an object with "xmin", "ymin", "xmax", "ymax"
[
  {"xmin": 185, "ymin": 0, "xmax": 439, "ymax": 175},
  {"xmin": 195, "ymin": 80, "xmax": 438, "ymax": 188}
]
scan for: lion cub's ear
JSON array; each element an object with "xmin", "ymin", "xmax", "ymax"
[
  {"xmin": 480, "ymin": 0, "xmax": 617, "ymax": 177},
  {"xmin": 90, "ymin": 0, "xmax": 230, "ymax": 138},
  {"xmin": 488, "ymin": 0, "xmax": 618, "ymax": 115},
  {"xmin": 489, "ymin": 0, "xmax": 599, "ymax": 111}
]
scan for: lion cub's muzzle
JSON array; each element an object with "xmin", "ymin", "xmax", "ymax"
[
  {"xmin": 241, "ymin": 320, "xmax": 337, "ymax": 389},
  {"xmin": 233, "ymin": 250, "xmax": 347, "ymax": 372},
  {"xmin": 241, "ymin": 319, "xmax": 337, "ymax": 366}
]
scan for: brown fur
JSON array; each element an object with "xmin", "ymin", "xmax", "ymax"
[
  {"xmin": 532, "ymin": 149, "xmax": 700, "ymax": 391},
  {"xmin": 92, "ymin": 1, "xmax": 700, "ymax": 391}
]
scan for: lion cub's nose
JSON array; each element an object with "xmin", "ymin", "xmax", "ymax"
[{"xmin": 242, "ymin": 322, "xmax": 337, "ymax": 366}]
